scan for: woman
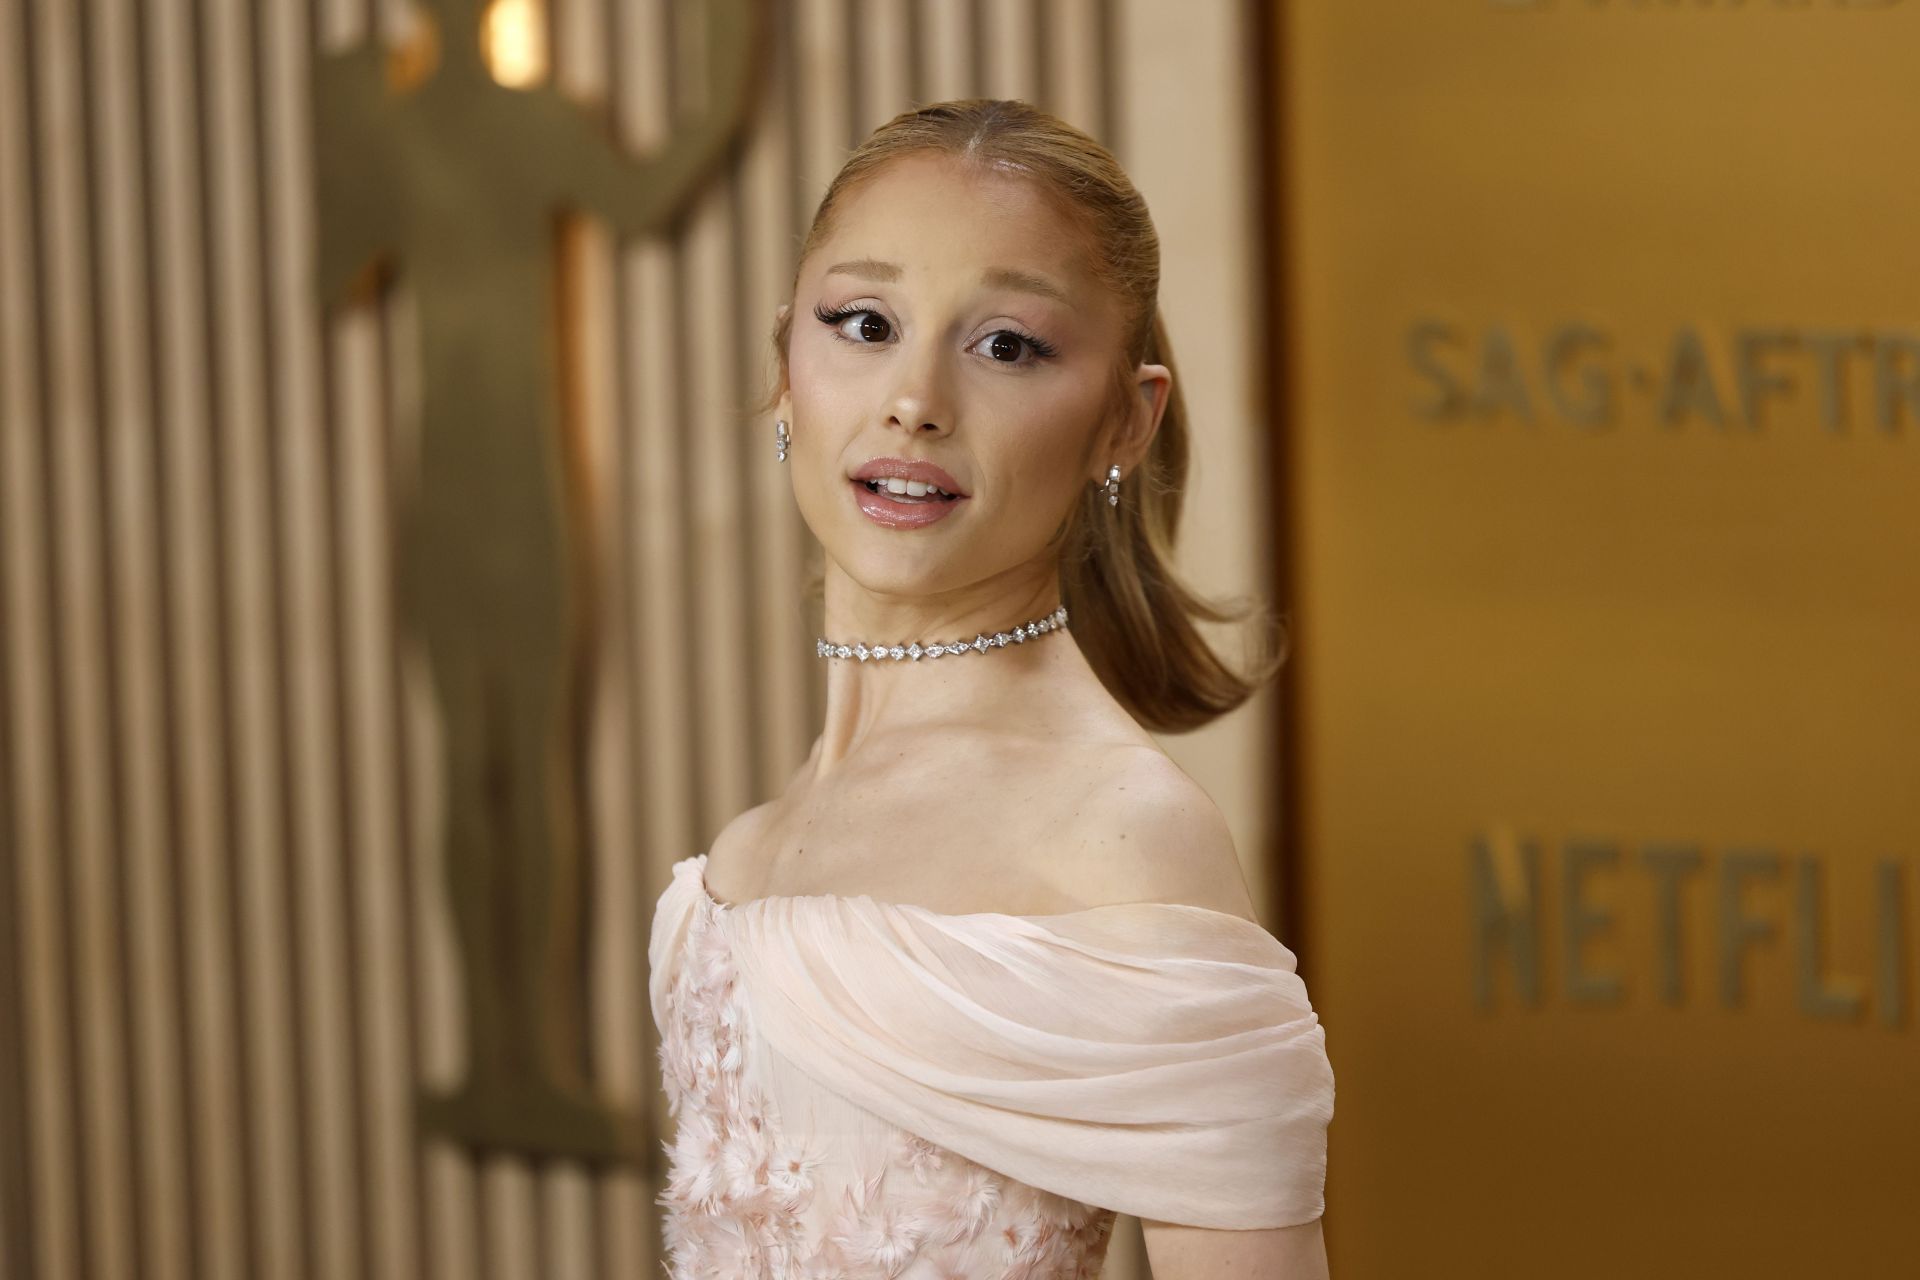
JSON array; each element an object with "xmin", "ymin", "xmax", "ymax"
[{"xmin": 648, "ymin": 98, "xmax": 1334, "ymax": 1279}]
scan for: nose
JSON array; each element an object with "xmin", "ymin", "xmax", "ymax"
[{"xmin": 885, "ymin": 339, "xmax": 954, "ymax": 438}]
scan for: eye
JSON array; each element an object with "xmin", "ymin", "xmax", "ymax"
[
  {"xmin": 971, "ymin": 329, "xmax": 1059, "ymax": 366},
  {"xmin": 814, "ymin": 303, "xmax": 892, "ymax": 345},
  {"xmin": 811, "ymin": 303, "xmax": 1060, "ymax": 366}
]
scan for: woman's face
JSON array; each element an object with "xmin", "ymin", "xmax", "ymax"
[{"xmin": 781, "ymin": 150, "xmax": 1161, "ymax": 601}]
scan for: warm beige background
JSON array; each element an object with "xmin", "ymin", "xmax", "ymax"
[
  {"xmin": 0, "ymin": 1, "xmax": 1279, "ymax": 1278},
  {"xmin": 1279, "ymin": 2, "xmax": 1920, "ymax": 1276}
]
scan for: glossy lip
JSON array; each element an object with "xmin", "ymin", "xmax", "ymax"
[
  {"xmin": 850, "ymin": 476, "xmax": 966, "ymax": 529},
  {"xmin": 850, "ymin": 455, "xmax": 969, "ymax": 498}
]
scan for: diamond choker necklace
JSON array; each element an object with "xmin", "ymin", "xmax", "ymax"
[{"xmin": 816, "ymin": 605, "xmax": 1068, "ymax": 662}]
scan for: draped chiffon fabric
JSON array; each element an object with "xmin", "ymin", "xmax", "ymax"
[{"xmin": 648, "ymin": 852, "xmax": 1334, "ymax": 1278}]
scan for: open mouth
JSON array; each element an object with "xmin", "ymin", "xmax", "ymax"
[{"xmin": 855, "ymin": 478, "xmax": 964, "ymax": 504}]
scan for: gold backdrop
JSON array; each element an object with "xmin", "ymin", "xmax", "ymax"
[{"xmin": 1277, "ymin": 2, "xmax": 1920, "ymax": 1276}]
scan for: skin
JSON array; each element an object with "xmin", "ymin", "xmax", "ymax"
[{"xmin": 703, "ymin": 149, "xmax": 1330, "ymax": 1278}]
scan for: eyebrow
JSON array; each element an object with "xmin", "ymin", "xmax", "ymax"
[{"xmin": 822, "ymin": 258, "xmax": 1071, "ymax": 305}]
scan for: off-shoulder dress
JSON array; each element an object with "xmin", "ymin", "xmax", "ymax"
[{"xmin": 648, "ymin": 852, "xmax": 1334, "ymax": 1279}]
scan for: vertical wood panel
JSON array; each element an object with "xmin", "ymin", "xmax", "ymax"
[
  {"xmin": 671, "ymin": 0, "xmax": 706, "ymax": 120},
  {"xmin": 616, "ymin": 10, "xmax": 693, "ymax": 1263},
  {"xmin": 0, "ymin": 675, "xmax": 23, "ymax": 1280},
  {"xmin": 686, "ymin": 169, "xmax": 754, "ymax": 842},
  {"xmin": 201, "ymin": 0, "xmax": 310, "ymax": 1275},
  {"xmin": 310, "ymin": 0, "xmax": 380, "ymax": 1250},
  {"xmin": 315, "ymin": 0, "xmax": 360, "ymax": 52},
  {"xmin": 575, "ymin": 198, "xmax": 650, "ymax": 1279},
  {"xmin": 94, "ymin": 0, "xmax": 198, "ymax": 1272},
  {"xmin": 0, "ymin": 2, "xmax": 1164, "ymax": 1275},
  {"xmin": 559, "ymin": 0, "xmax": 657, "ymax": 1265},
  {"xmin": 919, "ymin": 0, "xmax": 970, "ymax": 104},
  {"xmin": 0, "ymin": 4, "xmax": 81, "ymax": 1275},
  {"xmin": 146, "ymin": 0, "xmax": 253, "ymax": 1275},
  {"xmin": 480, "ymin": 1157, "xmax": 538, "ymax": 1280},
  {"xmin": 794, "ymin": 0, "xmax": 850, "ymax": 212},
  {"xmin": 742, "ymin": 0, "xmax": 811, "ymax": 811},
  {"xmin": 982, "ymin": 0, "xmax": 1037, "ymax": 102},
  {"xmin": 289, "ymin": 0, "xmax": 365, "ymax": 1270},
  {"xmin": 555, "ymin": 0, "xmax": 603, "ymax": 102},
  {"xmin": 540, "ymin": 1164, "xmax": 593, "ymax": 1280},
  {"xmin": 542, "ymin": 9, "xmax": 607, "ymax": 1277},
  {"xmin": 261, "ymin": 3, "xmax": 337, "ymax": 1277},
  {"xmin": 789, "ymin": 0, "xmax": 853, "ymax": 740},
  {"xmin": 600, "ymin": 14, "xmax": 672, "ymax": 1280},
  {"xmin": 1045, "ymin": 0, "xmax": 1103, "ymax": 138},
  {"xmin": 0, "ymin": 311, "xmax": 29, "ymax": 1280},
  {"xmin": 37, "ymin": 0, "xmax": 138, "ymax": 1275},
  {"xmin": 854, "ymin": 0, "xmax": 910, "ymax": 136}
]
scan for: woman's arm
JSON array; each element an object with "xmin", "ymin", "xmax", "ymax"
[{"xmin": 1141, "ymin": 1216, "xmax": 1330, "ymax": 1280}]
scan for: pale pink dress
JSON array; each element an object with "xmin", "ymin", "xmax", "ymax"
[{"xmin": 648, "ymin": 852, "xmax": 1334, "ymax": 1279}]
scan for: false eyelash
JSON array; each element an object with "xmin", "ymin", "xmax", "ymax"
[
  {"xmin": 811, "ymin": 303, "xmax": 1059, "ymax": 361},
  {"xmin": 813, "ymin": 302, "xmax": 872, "ymax": 328},
  {"xmin": 998, "ymin": 328, "xmax": 1060, "ymax": 360}
]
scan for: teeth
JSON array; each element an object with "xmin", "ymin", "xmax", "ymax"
[{"xmin": 865, "ymin": 476, "xmax": 956, "ymax": 499}]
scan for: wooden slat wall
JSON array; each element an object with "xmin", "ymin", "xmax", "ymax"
[{"xmin": 0, "ymin": 1, "xmax": 1273, "ymax": 1277}]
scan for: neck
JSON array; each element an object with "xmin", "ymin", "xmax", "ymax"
[{"xmin": 811, "ymin": 563, "xmax": 1074, "ymax": 775}]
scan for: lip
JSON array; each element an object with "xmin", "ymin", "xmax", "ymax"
[{"xmin": 850, "ymin": 476, "xmax": 968, "ymax": 529}]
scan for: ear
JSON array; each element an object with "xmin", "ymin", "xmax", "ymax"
[{"xmin": 1123, "ymin": 361, "xmax": 1173, "ymax": 471}]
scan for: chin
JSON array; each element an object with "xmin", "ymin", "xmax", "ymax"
[{"xmin": 831, "ymin": 544, "xmax": 958, "ymax": 595}]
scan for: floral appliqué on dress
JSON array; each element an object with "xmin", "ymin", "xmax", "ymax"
[{"xmin": 654, "ymin": 876, "xmax": 1117, "ymax": 1278}]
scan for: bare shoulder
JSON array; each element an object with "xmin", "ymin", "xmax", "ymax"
[
  {"xmin": 703, "ymin": 799, "xmax": 778, "ymax": 886},
  {"xmin": 705, "ymin": 749, "xmax": 814, "ymax": 873},
  {"xmin": 1062, "ymin": 746, "xmax": 1259, "ymax": 923}
]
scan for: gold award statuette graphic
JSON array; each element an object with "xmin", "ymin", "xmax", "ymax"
[{"xmin": 313, "ymin": 0, "xmax": 765, "ymax": 1166}]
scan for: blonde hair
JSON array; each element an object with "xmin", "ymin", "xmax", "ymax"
[{"xmin": 760, "ymin": 98, "xmax": 1286, "ymax": 733}]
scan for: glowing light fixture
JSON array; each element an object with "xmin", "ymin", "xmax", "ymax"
[{"xmin": 481, "ymin": 0, "xmax": 547, "ymax": 88}]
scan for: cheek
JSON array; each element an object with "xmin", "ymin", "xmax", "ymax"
[
  {"xmin": 1000, "ymin": 380, "xmax": 1105, "ymax": 474},
  {"xmin": 984, "ymin": 429, "xmax": 1092, "ymax": 531},
  {"xmin": 785, "ymin": 342, "xmax": 826, "ymax": 410},
  {"xmin": 787, "ymin": 342, "xmax": 874, "ymax": 430}
]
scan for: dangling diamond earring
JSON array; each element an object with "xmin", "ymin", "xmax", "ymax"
[
  {"xmin": 1102, "ymin": 464, "xmax": 1121, "ymax": 507},
  {"xmin": 775, "ymin": 419, "xmax": 789, "ymax": 462}
]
